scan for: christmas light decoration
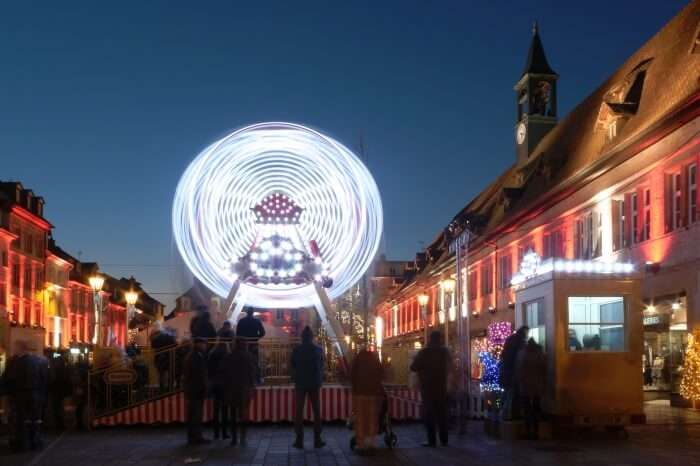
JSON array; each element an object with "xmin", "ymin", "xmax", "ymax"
[
  {"xmin": 172, "ymin": 122, "xmax": 383, "ymax": 309},
  {"xmin": 511, "ymin": 251, "xmax": 635, "ymax": 286},
  {"xmin": 680, "ymin": 329, "xmax": 700, "ymax": 405},
  {"xmin": 478, "ymin": 321, "xmax": 513, "ymax": 392}
]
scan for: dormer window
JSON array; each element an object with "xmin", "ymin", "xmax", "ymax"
[{"xmin": 692, "ymin": 23, "xmax": 700, "ymax": 54}]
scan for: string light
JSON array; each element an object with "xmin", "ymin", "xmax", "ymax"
[
  {"xmin": 172, "ymin": 122, "xmax": 383, "ymax": 308},
  {"xmin": 478, "ymin": 321, "xmax": 513, "ymax": 393},
  {"xmin": 680, "ymin": 330, "xmax": 700, "ymax": 403}
]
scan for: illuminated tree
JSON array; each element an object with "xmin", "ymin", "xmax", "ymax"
[{"xmin": 680, "ymin": 330, "xmax": 700, "ymax": 406}]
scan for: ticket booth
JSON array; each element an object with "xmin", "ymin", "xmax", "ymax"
[{"xmin": 513, "ymin": 256, "xmax": 644, "ymax": 426}]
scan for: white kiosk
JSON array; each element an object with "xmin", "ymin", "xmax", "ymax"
[{"xmin": 512, "ymin": 252, "xmax": 644, "ymax": 427}]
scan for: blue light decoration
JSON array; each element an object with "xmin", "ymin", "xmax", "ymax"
[{"xmin": 478, "ymin": 321, "xmax": 513, "ymax": 393}]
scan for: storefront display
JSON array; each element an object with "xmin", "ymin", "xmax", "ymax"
[{"xmin": 642, "ymin": 296, "xmax": 687, "ymax": 399}]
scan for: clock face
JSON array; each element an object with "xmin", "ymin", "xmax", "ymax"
[{"xmin": 516, "ymin": 123, "xmax": 527, "ymax": 145}]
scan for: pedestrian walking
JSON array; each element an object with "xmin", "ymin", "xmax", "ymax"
[
  {"xmin": 236, "ymin": 308, "xmax": 266, "ymax": 382},
  {"xmin": 516, "ymin": 338, "xmax": 546, "ymax": 439},
  {"xmin": 350, "ymin": 347, "xmax": 383, "ymax": 452},
  {"xmin": 499, "ymin": 325, "xmax": 529, "ymax": 420},
  {"xmin": 410, "ymin": 331, "xmax": 452, "ymax": 447},
  {"xmin": 221, "ymin": 337, "xmax": 256, "ymax": 446},
  {"xmin": 290, "ymin": 326, "xmax": 325, "ymax": 449},
  {"xmin": 151, "ymin": 322, "xmax": 177, "ymax": 392},
  {"xmin": 208, "ymin": 338, "xmax": 230, "ymax": 440},
  {"xmin": 1, "ymin": 340, "xmax": 49, "ymax": 452},
  {"xmin": 70, "ymin": 356, "xmax": 89, "ymax": 430},
  {"xmin": 183, "ymin": 337, "xmax": 210, "ymax": 445}
]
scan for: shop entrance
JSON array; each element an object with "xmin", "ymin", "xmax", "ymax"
[{"xmin": 642, "ymin": 295, "xmax": 687, "ymax": 404}]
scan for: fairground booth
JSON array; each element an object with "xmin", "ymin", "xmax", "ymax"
[{"xmin": 512, "ymin": 252, "xmax": 644, "ymax": 426}]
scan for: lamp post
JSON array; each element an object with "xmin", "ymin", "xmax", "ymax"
[
  {"xmin": 125, "ymin": 290, "xmax": 138, "ymax": 344},
  {"xmin": 440, "ymin": 278, "xmax": 456, "ymax": 346},
  {"xmin": 417, "ymin": 293, "xmax": 429, "ymax": 345},
  {"xmin": 89, "ymin": 275, "xmax": 105, "ymax": 346}
]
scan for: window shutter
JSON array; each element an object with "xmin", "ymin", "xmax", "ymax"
[
  {"xmin": 682, "ymin": 165, "xmax": 690, "ymax": 227},
  {"xmin": 637, "ymin": 187, "xmax": 645, "ymax": 242},
  {"xmin": 624, "ymin": 193, "xmax": 632, "ymax": 245},
  {"xmin": 612, "ymin": 200, "xmax": 621, "ymax": 251},
  {"xmin": 664, "ymin": 174, "xmax": 673, "ymax": 233}
]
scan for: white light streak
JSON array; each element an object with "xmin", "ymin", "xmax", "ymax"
[{"xmin": 172, "ymin": 122, "xmax": 383, "ymax": 308}]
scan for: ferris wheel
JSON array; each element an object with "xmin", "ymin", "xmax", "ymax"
[{"xmin": 172, "ymin": 122, "xmax": 383, "ymax": 359}]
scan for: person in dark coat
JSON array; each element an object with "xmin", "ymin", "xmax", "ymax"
[
  {"xmin": 2, "ymin": 340, "xmax": 49, "ymax": 452},
  {"xmin": 207, "ymin": 339, "xmax": 230, "ymax": 439},
  {"xmin": 350, "ymin": 347, "xmax": 384, "ymax": 451},
  {"xmin": 218, "ymin": 321, "xmax": 235, "ymax": 340},
  {"xmin": 183, "ymin": 337, "xmax": 210, "ymax": 445},
  {"xmin": 190, "ymin": 307, "xmax": 217, "ymax": 340},
  {"xmin": 48, "ymin": 352, "xmax": 70, "ymax": 431},
  {"xmin": 290, "ymin": 326, "xmax": 325, "ymax": 449},
  {"xmin": 221, "ymin": 337, "xmax": 256, "ymax": 446},
  {"xmin": 236, "ymin": 308, "xmax": 266, "ymax": 382},
  {"xmin": 151, "ymin": 324, "xmax": 177, "ymax": 392},
  {"xmin": 410, "ymin": 331, "xmax": 452, "ymax": 447},
  {"xmin": 499, "ymin": 325, "xmax": 529, "ymax": 420},
  {"xmin": 515, "ymin": 338, "xmax": 547, "ymax": 439}
]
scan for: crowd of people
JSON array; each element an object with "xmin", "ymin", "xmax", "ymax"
[
  {"xmin": 0, "ymin": 340, "xmax": 90, "ymax": 452},
  {"xmin": 499, "ymin": 325, "xmax": 547, "ymax": 439}
]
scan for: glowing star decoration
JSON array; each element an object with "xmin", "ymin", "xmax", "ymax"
[{"xmin": 172, "ymin": 122, "xmax": 383, "ymax": 309}]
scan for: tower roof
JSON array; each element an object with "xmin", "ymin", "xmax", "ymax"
[{"xmin": 522, "ymin": 22, "xmax": 557, "ymax": 77}]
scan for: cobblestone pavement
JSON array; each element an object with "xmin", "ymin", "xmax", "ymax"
[{"xmin": 3, "ymin": 421, "xmax": 700, "ymax": 466}]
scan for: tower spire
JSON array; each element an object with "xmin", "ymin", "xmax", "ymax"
[{"xmin": 522, "ymin": 22, "xmax": 557, "ymax": 77}]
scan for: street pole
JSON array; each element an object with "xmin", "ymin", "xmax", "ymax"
[{"xmin": 450, "ymin": 229, "xmax": 470, "ymax": 434}]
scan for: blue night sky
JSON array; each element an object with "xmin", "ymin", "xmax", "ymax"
[{"xmin": 0, "ymin": 1, "xmax": 687, "ymax": 311}]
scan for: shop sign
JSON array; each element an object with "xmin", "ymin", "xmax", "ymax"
[
  {"xmin": 643, "ymin": 314, "xmax": 669, "ymax": 327},
  {"xmin": 104, "ymin": 369, "xmax": 137, "ymax": 385}
]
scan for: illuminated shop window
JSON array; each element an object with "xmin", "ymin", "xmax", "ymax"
[{"xmin": 568, "ymin": 296, "xmax": 625, "ymax": 352}]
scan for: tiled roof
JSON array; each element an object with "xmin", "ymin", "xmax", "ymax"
[{"xmin": 388, "ymin": 2, "xmax": 700, "ymax": 300}]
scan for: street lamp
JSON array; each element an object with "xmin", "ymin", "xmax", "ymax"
[
  {"xmin": 125, "ymin": 290, "xmax": 138, "ymax": 344},
  {"xmin": 417, "ymin": 293, "xmax": 429, "ymax": 345},
  {"xmin": 89, "ymin": 275, "xmax": 105, "ymax": 346}
]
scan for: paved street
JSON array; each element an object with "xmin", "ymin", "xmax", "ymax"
[{"xmin": 4, "ymin": 418, "xmax": 700, "ymax": 466}]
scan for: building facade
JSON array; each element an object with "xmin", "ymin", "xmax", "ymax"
[{"xmin": 377, "ymin": 3, "xmax": 700, "ymax": 407}]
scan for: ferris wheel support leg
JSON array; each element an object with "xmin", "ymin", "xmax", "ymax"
[
  {"xmin": 223, "ymin": 280, "xmax": 245, "ymax": 323},
  {"xmin": 312, "ymin": 282, "xmax": 350, "ymax": 368}
]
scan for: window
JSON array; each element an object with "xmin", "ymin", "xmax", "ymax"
[
  {"xmin": 689, "ymin": 164, "xmax": 697, "ymax": 224},
  {"xmin": 23, "ymin": 267, "xmax": 31, "ymax": 293},
  {"xmin": 568, "ymin": 296, "xmax": 625, "ymax": 352},
  {"xmin": 11, "ymin": 262, "xmax": 20, "ymax": 293},
  {"xmin": 0, "ymin": 281, "xmax": 5, "ymax": 306},
  {"xmin": 35, "ymin": 269, "xmax": 43, "ymax": 290},
  {"xmin": 613, "ymin": 198, "xmax": 626, "ymax": 251},
  {"xmin": 543, "ymin": 230, "xmax": 563, "ymax": 259},
  {"xmin": 467, "ymin": 270, "xmax": 477, "ymax": 301},
  {"xmin": 481, "ymin": 261, "xmax": 493, "ymax": 296},
  {"xmin": 631, "ymin": 193, "xmax": 639, "ymax": 244},
  {"xmin": 574, "ymin": 214, "xmax": 592, "ymax": 259},
  {"xmin": 1, "ymin": 249, "xmax": 7, "ymax": 267},
  {"xmin": 643, "ymin": 189, "xmax": 651, "ymax": 240},
  {"xmin": 498, "ymin": 255, "xmax": 512, "ymax": 289},
  {"xmin": 593, "ymin": 212, "xmax": 602, "ymax": 258},
  {"xmin": 524, "ymin": 299, "xmax": 545, "ymax": 349}
]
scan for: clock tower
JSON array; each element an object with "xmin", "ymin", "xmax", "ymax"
[{"xmin": 514, "ymin": 22, "xmax": 558, "ymax": 166}]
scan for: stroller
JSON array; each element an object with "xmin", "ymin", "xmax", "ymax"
[{"xmin": 348, "ymin": 390, "xmax": 398, "ymax": 450}]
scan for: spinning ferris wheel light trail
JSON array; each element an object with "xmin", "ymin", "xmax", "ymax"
[{"xmin": 172, "ymin": 122, "xmax": 383, "ymax": 361}]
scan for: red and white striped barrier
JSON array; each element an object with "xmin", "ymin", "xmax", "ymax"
[{"xmin": 92, "ymin": 385, "xmax": 422, "ymax": 427}]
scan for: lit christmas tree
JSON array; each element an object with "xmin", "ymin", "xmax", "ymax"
[
  {"xmin": 478, "ymin": 321, "xmax": 512, "ymax": 393},
  {"xmin": 680, "ymin": 329, "xmax": 700, "ymax": 406}
]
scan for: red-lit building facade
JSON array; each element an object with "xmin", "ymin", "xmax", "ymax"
[
  {"xmin": 0, "ymin": 181, "xmax": 161, "ymax": 368},
  {"xmin": 377, "ymin": 3, "xmax": 700, "ymax": 405}
]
